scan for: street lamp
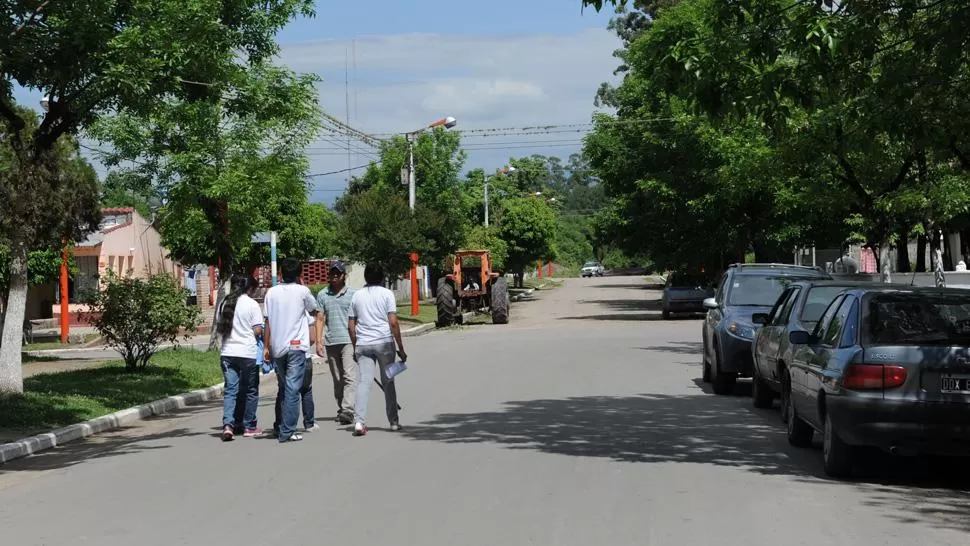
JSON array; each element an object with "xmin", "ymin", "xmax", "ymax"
[
  {"xmin": 405, "ymin": 116, "xmax": 458, "ymax": 210},
  {"xmin": 484, "ymin": 166, "xmax": 515, "ymax": 227},
  {"xmin": 404, "ymin": 116, "xmax": 458, "ymax": 317}
]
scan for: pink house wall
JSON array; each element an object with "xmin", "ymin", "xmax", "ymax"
[{"xmin": 97, "ymin": 210, "xmax": 174, "ymax": 278}]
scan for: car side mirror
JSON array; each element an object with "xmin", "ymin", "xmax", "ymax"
[
  {"xmin": 703, "ymin": 297, "xmax": 718, "ymax": 310},
  {"xmin": 789, "ymin": 330, "xmax": 814, "ymax": 345},
  {"xmin": 752, "ymin": 313, "xmax": 769, "ymax": 325}
]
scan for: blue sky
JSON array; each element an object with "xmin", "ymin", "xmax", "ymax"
[{"xmin": 18, "ymin": 1, "xmax": 622, "ymax": 205}]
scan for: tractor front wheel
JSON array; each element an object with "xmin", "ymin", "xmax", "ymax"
[
  {"xmin": 436, "ymin": 278, "xmax": 457, "ymax": 327},
  {"xmin": 491, "ymin": 277, "xmax": 510, "ymax": 324}
]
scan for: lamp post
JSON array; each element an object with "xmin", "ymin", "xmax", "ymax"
[
  {"xmin": 41, "ymin": 97, "xmax": 70, "ymax": 344},
  {"xmin": 484, "ymin": 166, "xmax": 515, "ymax": 227},
  {"xmin": 404, "ymin": 116, "xmax": 457, "ymax": 316}
]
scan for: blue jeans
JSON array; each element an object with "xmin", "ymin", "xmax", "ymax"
[
  {"xmin": 273, "ymin": 350, "xmax": 308, "ymax": 441},
  {"xmin": 221, "ymin": 356, "xmax": 259, "ymax": 429},
  {"xmin": 300, "ymin": 355, "xmax": 315, "ymax": 428}
]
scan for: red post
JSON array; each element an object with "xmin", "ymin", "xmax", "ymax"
[
  {"xmin": 59, "ymin": 242, "xmax": 70, "ymax": 344},
  {"xmin": 547, "ymin": 261, "xmax": 553, "ymax": 277},
  {"xmin": 538, "ymin": 259, "xmax": 543, "ymax": 280},
  {"xmin": 410, "ymin": 252, "xmax": 420, "ymax": 317}
]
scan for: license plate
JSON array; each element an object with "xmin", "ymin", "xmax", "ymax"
[{"xmin": 941, "ymin": 374, "xmax": 970, "ymax": 394}]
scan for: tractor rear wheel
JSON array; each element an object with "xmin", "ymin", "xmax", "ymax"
[
  {"xmin": 491, "ymin": 277, "xmax": 510, "ymax": 324},
  {"xmin": 436, "ymin": 278, "xmax": 456, "ymax": 327}
]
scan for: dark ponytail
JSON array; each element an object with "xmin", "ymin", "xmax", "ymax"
[{"xmin": 217, "ymin": 275, "xmax": 259, "ymax": 338}]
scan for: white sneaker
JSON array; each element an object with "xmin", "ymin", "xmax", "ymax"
[
  {"xmin": 304, "ymin": 424, "xmax": 321, "ymax": 432},
  {"xmin": 353, "ymin": 422, "xmax": 368, "ymax": 436}
]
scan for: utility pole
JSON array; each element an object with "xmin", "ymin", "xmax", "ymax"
[
  {"xmin": 404, "ymin": 116, "xmax": 458, "ymax": 315},
  {"xmin": 484, "ymin": 166, "xmax": 515, "ymax": 227},
  {"xmin": 407, "ymin": 133, "xmax": 417, "ymax": 210}
]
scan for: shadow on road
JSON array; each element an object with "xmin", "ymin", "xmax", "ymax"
[
  {"xmin": 404, "ymin": 390, "xmax": 970, "ymax": 533},
  {"xmin": 640, "ymin": 341, "xmax": 705, "ymax": 356},
  {"xmin": 587, "ymin": 283, "xmax": 654, "ymax": 290},
  {"xmin": 0, "ymin": 400, "xmax": 219, "ymax": 473}
]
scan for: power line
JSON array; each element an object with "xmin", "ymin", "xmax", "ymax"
[{"xmin": 307, "ymin": 163, "xmax": 374, "ymax": 177}]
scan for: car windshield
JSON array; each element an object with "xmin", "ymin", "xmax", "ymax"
[
  {"xmin": 867, "ymin": 294, "xmax": 970, "ymax": 345},
  {"xmin": 582, "ymin": 262, "xmax": 599, "ymax": 268},
  {"xmin": 727, "ymin": 274, "xmax": 814, "ymax": 307},
  {"xmin": 669, "ymin": 273, "xmax": 710, "ymax": 288},
  {"xmin": 800, "ymin": 286, "xmax": 852, "ymax": 323}
]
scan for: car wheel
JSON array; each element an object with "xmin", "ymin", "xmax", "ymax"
[
  {"xmin": 785, "ymin": 372, "xmax": 814, "ymax": 448},
  {"xmin": 823, "ymin": 412, "xmax": 855, "ymax": 478},
  {"xmin": 662, "ymin": 309, "xmax": 671, "ymax": 320},
  {"xmin": 779, "ymin": 367, "xmax": 791, "ymax": 424},
  {"xmin": 711, "ymin": 346, "xmax": 737, "ymax": 395},
  {"xmin": 702, "ymin": 335, "xmax": 712, "ymax": 382},
  {"xmin": 752, "ymin": 366, "xmax": 774, "ymax": 409}
]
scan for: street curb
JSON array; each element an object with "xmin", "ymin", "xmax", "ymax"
[
  {"xmin": 402, "ymin": 323, "xmax": 435, "ymax": 337},
  {"xmin": 0, "ymin": 370, "xmax": 277, "ymax": 465}
]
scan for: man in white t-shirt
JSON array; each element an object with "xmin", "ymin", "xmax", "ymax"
[
  {"xmin": 263, "ymin": 257, "xmax": 318, "ymax": 443},
  {"xmin": 349, "ymin": 263, "xmax": 407, "ymax": 437}
]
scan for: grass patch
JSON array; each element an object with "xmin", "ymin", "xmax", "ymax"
[
  {"xmin": 0, "ymin": 348, "xmax": 222, "ymax": 436},
  {"xmin": 23, "ymin": 333, "xmax": 100, "ymax": 351},
  {"xmin": 397, "ymin": 302, "xmax": 438, "ymax": 325}
]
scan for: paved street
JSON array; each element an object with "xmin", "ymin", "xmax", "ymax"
[{"xmin": 1, "ymin": 276, "xmax": 969, "ymax": 545}]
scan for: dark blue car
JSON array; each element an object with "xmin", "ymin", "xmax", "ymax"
[
  {"xmin": 701, "ymin": 263, "xmax": 831, "ymax": 395},
  {"xmin": 785, "ymin": 285, "xmax": 970, "ymax": 477}
]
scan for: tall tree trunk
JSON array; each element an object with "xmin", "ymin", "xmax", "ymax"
[
  {"xmin": 895, "ymin": 228, "xmax": 911, "ymax": 273},
  {"xmin": 0, "ymin": 242, "xmax": 28, "ymax": 394},
  {"xmin": 942, "ymin": 230, "xmax": 954, "ymax": 271},
  {"xmin": 916, "ymin": 232, "xmax": 927, "ymax": 272},
  {"xmin": 876, "ymin": 242, "xmax": 892, "ymax": 283},
  {"xmin": 207, "ymin": 264, "xmax": 232, "ymax": 351}
]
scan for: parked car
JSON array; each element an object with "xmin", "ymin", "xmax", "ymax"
[
  {"xmin": 662, "ymin": 271, "xmax": 715, "ymax": 319},
  {"xmin": 783, "ymin": 285, "xmax": 970, "ymax": 477},
  {"xmin": 581, "ymin": 261, "xmax": 604, "ymax": 277},
  {"xmin": 702, "ymin": 263, "xmax": 831, "ymax": 395},
  {"xmin": 750, "ymin": 280, "xmax": 870, "ymax": 410}
]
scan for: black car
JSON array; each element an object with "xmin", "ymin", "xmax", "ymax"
[
  {"xmin": 784, "ymin": 285, "xmax": 970, "ymax": 477},
  {"xmin": 701, "ymin": 263, "xmax": 831, "ymax": 395},
  {"xmin": 750, "ymin": 280, "xmax": 871, "ymax": 410}
]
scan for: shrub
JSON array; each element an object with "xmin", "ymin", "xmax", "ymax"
[{"xmin": 88, "ymin": 272, "xmax": 202, "ymax": 371}]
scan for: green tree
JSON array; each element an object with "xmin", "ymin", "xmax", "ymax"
[
  {"xmin": 498, "ymin": 197, "xmax": 557, "ymax": 287},
  {"xmin": 88, "ymin": 272, "xmax": 201, "ymax": 371},
  {"xmin": 91, "ymin": 63, "xmax": 322, "ymax": 348},
  {"xmin": 349, "ymin": 128, "xmax": 468, "ymax": 273},
  {"xmin": 335, "ymin": 186, "xmax": 424, "ymax": 281},
  {"xmin": 0, "ymin": 0, "xmax": 313, "ymax": 393}
]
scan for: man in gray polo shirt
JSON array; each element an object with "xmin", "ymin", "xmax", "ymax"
[{"xmin": 315, "ymin": 261, "xmax": 358, "ymax": 425}]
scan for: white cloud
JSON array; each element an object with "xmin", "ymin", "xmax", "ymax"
[{"xmin": 281, "ymin": 28, "xmax": 622, "ymax": 203}]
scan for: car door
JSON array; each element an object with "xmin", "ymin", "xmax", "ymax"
[
  {"xmin": 799, "ymin": 296, "xmax": 857, "ymax": 429},
  {"xmin": 755, "ymin": 287, "xmax": 794, "ymax": 377},
  {"xmin": 705, "ymin": 272, "xmax": 729, "ymax": 363},
  {"xmin": 765, "ymin": 287, "xmax": 802, "ymax": 383},
  {"xmin": 791, "ymin": 294, "xmax": 845, "ymax": 419}
]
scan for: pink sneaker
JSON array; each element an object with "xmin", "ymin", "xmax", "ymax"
[
  {"xmin": 221, "ymin": 426, "xmax": 235, "ymax": 442},
  {"xmin": 352, "ymin": 423, "xmax": 368, "ymax": 437},
  {"xmin": 243, "ymin": 428, "xmax": 263, "ymax": 438}
]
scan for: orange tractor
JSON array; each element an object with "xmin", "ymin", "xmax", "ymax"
[{"xmin": 436, "ymin": 250, "xmax": 510, "ymax": 326}]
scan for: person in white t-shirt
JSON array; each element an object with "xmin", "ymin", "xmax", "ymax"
[
  {"xmin": 217, "ymin": 275, "xmax": 264, "ymax": 441},
  {"xmin": 263, "ymin": 258, "xmax": 318, "ymax": 443},
  {"xmin": 349, "ymin": 263, "xmax": 407, "ymax": 436}
]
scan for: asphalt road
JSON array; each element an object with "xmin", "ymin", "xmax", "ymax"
[{"xmin": 1, "ymin": 276, "xmax": 969, "ymax": 545}]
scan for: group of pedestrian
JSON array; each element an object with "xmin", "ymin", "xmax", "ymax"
[{"xmin": 216, "ymin": 257, "xmax": 407, "ymax": 443}]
